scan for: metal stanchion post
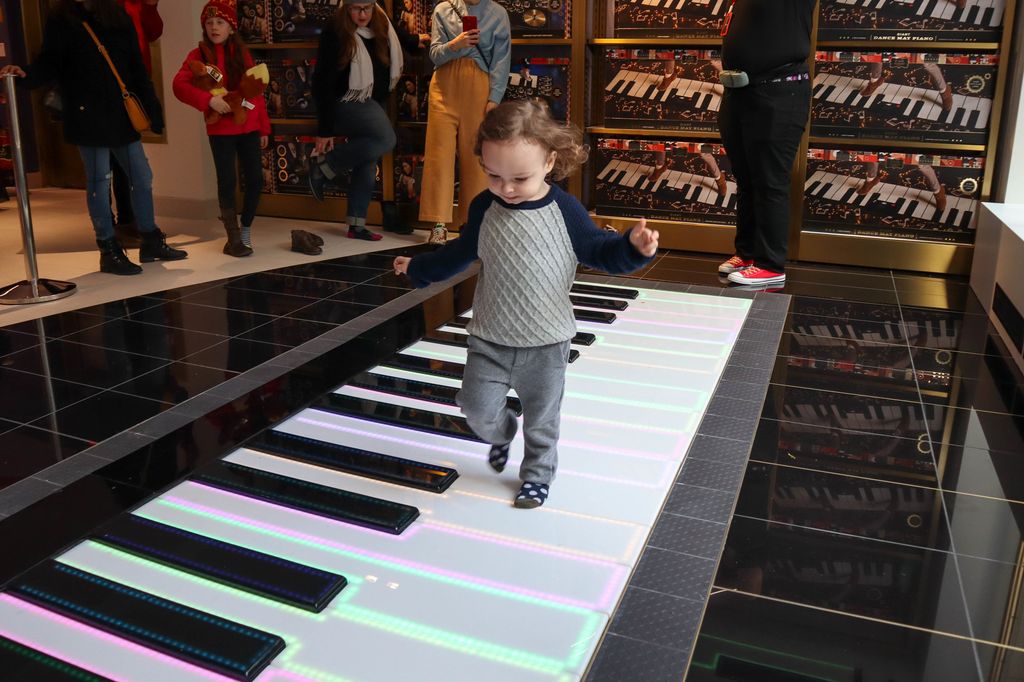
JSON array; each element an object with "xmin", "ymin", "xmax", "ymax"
[{"xmin": 0, "ymin": 73, "xmax": 76, "ymax": 305}]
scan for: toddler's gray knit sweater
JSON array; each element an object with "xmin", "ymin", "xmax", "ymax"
[{"xmin": 407, "ymin": 184, "xmax": 652, "ymax": 347}]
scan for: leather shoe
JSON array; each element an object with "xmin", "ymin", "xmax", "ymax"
[{"xmin": 291, "ymin": 229, "xmax": 322, "ymax": 255}]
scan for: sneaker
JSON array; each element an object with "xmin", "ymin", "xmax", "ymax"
[
  {"xmin": 514, "ymin": 481, "xmax": 549, "ymax": 509},
  {"xmin": 347, "ymin": 227, "xmax": 383, "ymax": 241},
  {"xmin": 718, "ymin": 255, "xmax": 754, "ymax": 274},
  {"xmin": 727, "ymin": 266, "xmax": 786, "ymax": 286},
  {"xmin": 715, "ymin": 173, "xmax": 728, "ymax": 196},
  {"xmin": 932, "ymin": 185, "xmax": 947, "ymax": 213},
  {"xmin": 857, "ymin": 174, "xmax": 882, "ymax": 196},
  {"xmin": 428, "ymin": 224, "xmax": 447, "ymax": 245}
]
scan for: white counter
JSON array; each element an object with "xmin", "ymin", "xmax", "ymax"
[{"xmin": 972, "ymin": 203, "xmax": 1024, "ymax": 374}]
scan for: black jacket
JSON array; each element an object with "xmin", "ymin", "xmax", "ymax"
[
  {"xmin": 312, "ymin": 25, "xmax": 391, "ymax": 136},
  {"xmin": 21, "ymin": 5, "xmax": 164, "ymax": 147},
  {"xmin": 721, "ymin": 0, "xmax": 816, "ymax": 78}
]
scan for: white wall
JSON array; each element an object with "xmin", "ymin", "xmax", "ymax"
[
  {"xmin": 143, "ymin": 0, "xmax": 219, "ymax": 219},
  {"xmin": 993, "ymin": 5, "xmax": 1024, "ymax": 202}
]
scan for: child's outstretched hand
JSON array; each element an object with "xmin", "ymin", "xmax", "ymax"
[
  {"xmin": 629, "ymin": 218, "xmax": 659, "ymax": 257},
  {"xmin": 393, "ymin": 256, "xmax": 411, "ymax": 275}
]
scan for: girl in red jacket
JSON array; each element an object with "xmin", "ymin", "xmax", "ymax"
[{"xmin": 172, "ymin": 0, "xmax": 271, "ymax": 257}]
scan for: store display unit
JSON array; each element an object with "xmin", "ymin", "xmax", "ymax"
[{"xmin": 586, "ymin": 0, "xmax": 1017, "ymax": 274}]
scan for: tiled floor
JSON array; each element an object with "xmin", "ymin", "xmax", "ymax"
[{"xmin": 1, "ymin": 243, "xmax": 1022, "ymax": 681}]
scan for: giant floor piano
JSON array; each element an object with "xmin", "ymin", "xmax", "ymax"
[{"xmin": 0, "ymin": 280, "xmax": 751, "ymax": 681}]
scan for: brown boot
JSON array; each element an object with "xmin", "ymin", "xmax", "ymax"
[
  {"xmin": 858, "ymin": 174, "xmax": 882, "ymax": 196},
  {"xmin": 221, "ymin": 211, "xmax": 253, "ymax": 257},
  {"xmin": 933, "ymin": 185, "xmax": 947, "ymax": 213}
]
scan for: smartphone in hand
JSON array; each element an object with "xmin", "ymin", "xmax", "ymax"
[{"xmin": 462, "ymin": 15, "xmax": 477, "ymax": 32}]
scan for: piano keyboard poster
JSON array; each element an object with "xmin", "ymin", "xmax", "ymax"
[
  {"xmin": 270, "ymin": 0, "xmax": 342, "ymax": 42},
  {"xmin": 503, "ymin": 53, "xmax": 571, "ymax": 122},
  {"xmin": 603, "ymin": 49, "xmax": 723, "ymax": 132},
  {"xmin": 494, "ymin": 0, "xmax": 570, "ymax": 38},
  {"xmin": 394, "ymin": 154, "xmax": 424, "ymax": 205},
  {"xmin": 803, "ymin": 149, "xmax": 983, "ymax": 243},
  {"xmin": 593, "ymin": 139, "xmax": 736, "ymax": 224},
  {"xmin": 612, "ymin": 0, "xmax": 727, "ymax": 38},
  {"xmin": 260, "ymin": 58, "xmax": 316, "ymax": 119},
  {"xmin": 812, "ymin": 52, "xmax": 998, "ymax": 145},
  {"xmin": 818, "ymin": 0, "xmax": 1006, "ymax": 42}
]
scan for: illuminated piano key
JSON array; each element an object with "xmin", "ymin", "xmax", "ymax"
[
  {"xmin": 0, "ymin": 634, "xmax": 112, "ymax": 682},
  {"xmin": 248, "ymin": 429, "xmax": 459, "ymax": 493},
  {"xmin": 346, "ymin": 371, "xmax": 524, "ymax": 416},
  {"xmin": 6, "ymin": 561, "xmax": 285, "ymax": 681},
  {"xmin": 94, "ymin": 515, "xmax": 347, "ymax": 613},
  {"xmin": 194, "ymin": 460, "xmax": 420, "ymax": 535}
]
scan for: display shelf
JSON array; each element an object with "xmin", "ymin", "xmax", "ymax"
[
  {"xmin": 587, "ymin": 127, "xmax": 720, "ymax": 140},
  {"xmin": 247, "ymin": 42, "xmax": 318, "ymax": 49},
  {"xmin": 806, "ymin": 137, "xmax": 987, "ymax": 154},
  {"xmin": 588, "ymin": 38, "xmax": 721, "ymax": 47},
  {"xmin": 512, "ymin": 39, "xmax": 573, "ymax": 46},
  {"xmin": 592, "ymin": 214, "xmax": 736, "ymax": 253},
  {"xmin": 269, "ymin": 118, "xmax": 316, "ymax": 126},
  {"xmin": 797, "ymin": 232, "xmax": 972, "ymax": 275},
  {"xmin": 815, "ymin": 41, "xmax": 1000, "ymax": 51}
]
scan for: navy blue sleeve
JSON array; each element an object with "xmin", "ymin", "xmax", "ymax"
[
  {"xmin": 554, "ymin": 187, "xmax": 653, "ymax": 274},
  {"xmin": 405, "ymin": 192, "xmax": 492, "ymax": 288}
]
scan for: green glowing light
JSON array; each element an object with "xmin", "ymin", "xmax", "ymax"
[
  {"xmin": 332, "ymin": 603, "xmax": 582, "ymax": 676},
  {"xmin": 145, "ymin": 501, "xmax": 595, "ymax": 617}
]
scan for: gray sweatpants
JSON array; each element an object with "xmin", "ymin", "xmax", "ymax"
[{"xmin": 456, "ymin": 335, "xmax": 571, "ymax": 485}]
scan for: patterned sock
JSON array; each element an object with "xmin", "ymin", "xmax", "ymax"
[
  {"xmin": 488, "ymin": 443, "xmax": 510, "ymax": 473},
  {"xmin": 240, "ymin": 223, "xmax": 252, "ymax": 248},
  {"xmin": 514, "ymin": 481, "xmax": 549, "ymax": 509}
]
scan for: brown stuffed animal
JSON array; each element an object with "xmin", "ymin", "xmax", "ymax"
[{"xmin": 188, "ymin": 43, "xmax": 269, "ymax": 126}]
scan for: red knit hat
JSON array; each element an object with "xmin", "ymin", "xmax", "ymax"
[{"xmin": 202, "ymin": 0, "xmax": 238, "ymax": 30}]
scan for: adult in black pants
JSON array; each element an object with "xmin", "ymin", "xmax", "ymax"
[
  {"xmin": 0, "ymin": 0, "xmax": 186, "ymax": 276},
  {"xmin": 716, "ymin": 0, "xmax": 816, "ymax": 287}
]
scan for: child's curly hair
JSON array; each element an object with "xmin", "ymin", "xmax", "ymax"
[{"xmin": 474, "ymin": 100, "xmax": 589, "ymax": 181}]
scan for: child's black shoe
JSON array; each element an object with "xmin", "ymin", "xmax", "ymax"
[
  {"xmin": 514, "ymin": 482, "xmax": 548, "ymax": 509},
  {"xmin": 488, "ymin": 443, "xmax": 509, "ymax": 473}
]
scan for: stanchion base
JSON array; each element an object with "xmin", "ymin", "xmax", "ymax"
[{"xmin": 0, "ymin": 279, "xmax": 77, "ymax": 305}]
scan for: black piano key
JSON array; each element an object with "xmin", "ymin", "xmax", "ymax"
[
  {"xmin": 903, "ymin": 200, "xmax": 919, "ymax": 217},
  {"xmin": 315, "ymin": 393, "xmax": 485, "ymax": 443},
  {"xmin": 569, "ymin": 295, "xmax": 628, "ymax": 312},
  {"xmin": 382, "ymin": 354, "xmax": 466, "ymax": 380},
  {"xmin": 422, "ymin": 332, "xmax": 582, "ymax": 362},
  {"xmin": 194, "ymin": 460, "xmax": 419, "ymax": 535},
  {"xmin": 575, "ymin": 309, "xmax": 617, "ymax": 324},
  {"xmin": 574, "ymin": 332, "xmax": 597, "ymax": 346},
  {"xmin": 960, "ymin": 210, "xmax": 974, "ymax": 229},
  {"xmin": 806, "ymin": 181, "xmax": 821, "ymax": 196},
  {"xmin": 348, "ymin": 371, "xmax": 523, "ymax": 416},
  {"xmin": 249, "ymin": 430, "xmax": 458, "ymax": 493},
  {"xmin": 946, "ymin": 208, "xmax": 959, "ymax": 227},
  {"xmin": 907, "ymin": 99, "xmax": 926, "ymax": 119},
  {"xmin": 94, "ymin": 515, "xmax": 346, "ymax": 613},
  {"xmin": 0, "ymin": 635, "xmax": 113, "ymax": 682},
  {"xmin": 8, "ymin": 561, "xmax": 285, "ymax": 681},
  {"xmin": 965, "ymin": 107, "xmax": 981, "ymax": 130},
  {"xmin": 571, "ymin": 283, "xmax": 640, "ymax": 299}
]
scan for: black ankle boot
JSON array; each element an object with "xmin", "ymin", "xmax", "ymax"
[
  {"xmin": 97, "ymin": 236, "xmax": 142, "ymax": 275},
  {"xmin": 139, "ymin": 228, "xmax": 188, "ymax": 262}
]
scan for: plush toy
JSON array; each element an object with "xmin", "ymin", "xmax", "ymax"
[{"xmin": 188, "ymin": 43, "xmax": 270, "ymax": 126}]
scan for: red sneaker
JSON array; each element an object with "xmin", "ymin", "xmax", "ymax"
[
  {"xmin": 727, "ymin": 266, "xmax": 786, "ymax": 286},
  {"xmin": 718, "ymin": 255, "xmax": 754, "ymax": 274}
]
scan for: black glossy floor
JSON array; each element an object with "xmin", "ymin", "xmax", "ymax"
[{"xmin": 1, "ymin": 248, "xmax": 1022, "ymax": 681}]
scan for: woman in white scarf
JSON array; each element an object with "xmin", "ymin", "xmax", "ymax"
[{"xmin": 309, "ymin": 0, "xmax": 403, "ymax": 241}]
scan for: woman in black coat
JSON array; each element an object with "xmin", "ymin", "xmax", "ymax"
[{"xmin": 0, "ymin": 0, "xmax": 186, "ymax": 275}]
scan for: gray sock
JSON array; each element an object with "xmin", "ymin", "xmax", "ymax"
[
  {"xmin": 241, "ymin": 223, "xmax": 252, "ymax": 248},
  {"xmin": 348, "ymin": 216, "xmax": 366, "ymax": 229}
]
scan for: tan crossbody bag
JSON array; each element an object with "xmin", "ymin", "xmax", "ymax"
[{"xmin": 81, "ymin": 21, "xmax": 151, "ymax": 133}]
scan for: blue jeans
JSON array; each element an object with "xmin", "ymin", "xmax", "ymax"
[
  {"xmin": 79, "ymin": 142, "xmax": 158, "ymax": 241},
  {"xmin": 322, "ymin": 99, "xmax": 396, "ymax": 220}
]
